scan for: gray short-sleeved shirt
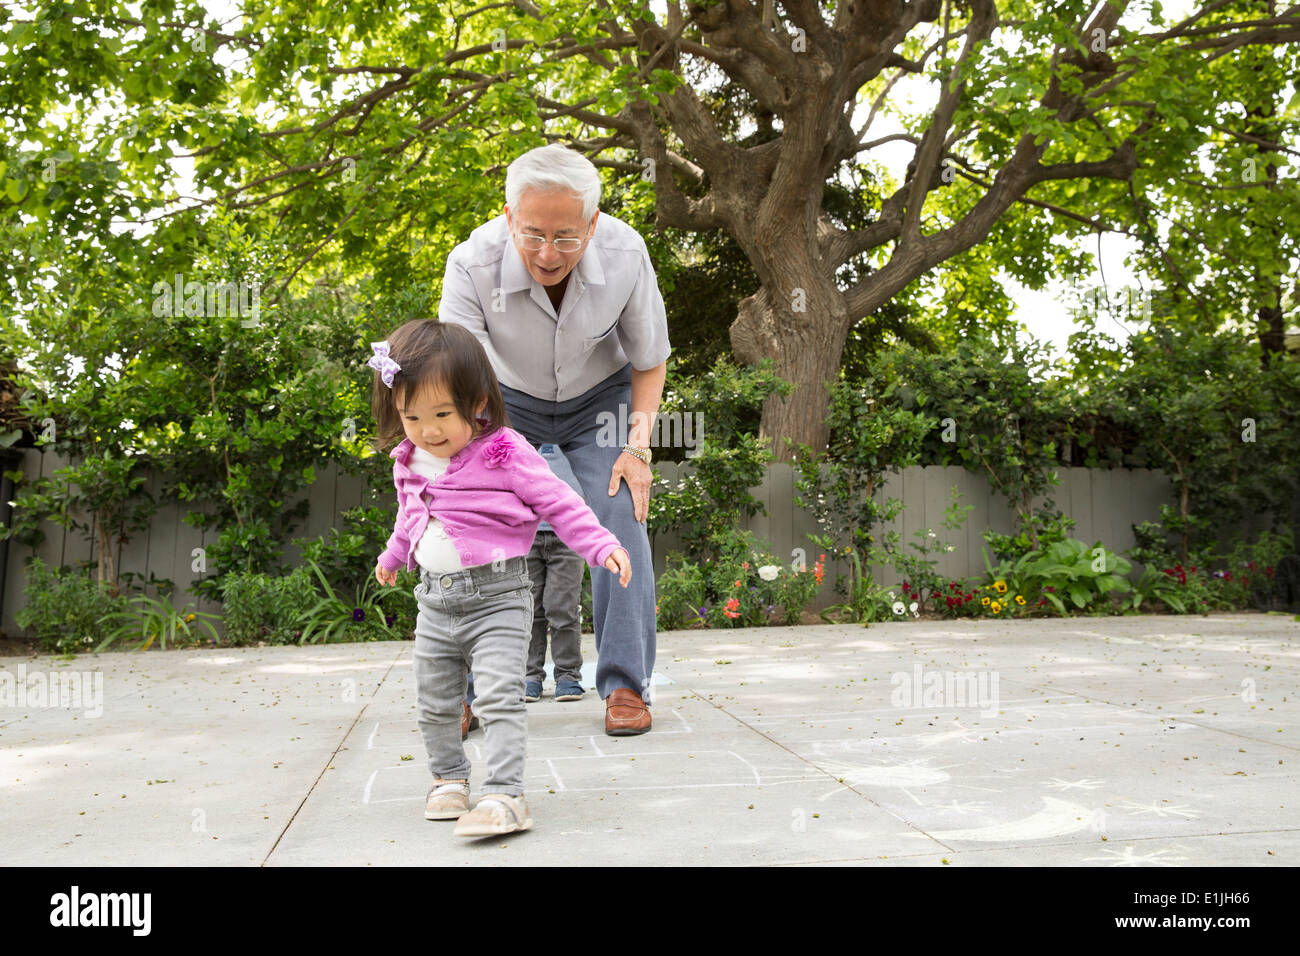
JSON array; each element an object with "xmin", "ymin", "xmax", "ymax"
[{"xmin": 438, "ymin": 212, "xmax": 671, "ymax": 403}]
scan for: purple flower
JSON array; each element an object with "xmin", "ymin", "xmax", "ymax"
[
  {"xmin": 482, "ymin": 431, "xmax": 514, "ymax": 468},
  {"xmin": 352, "ymin": 608, "xmax": 365, "ymax": 623}
]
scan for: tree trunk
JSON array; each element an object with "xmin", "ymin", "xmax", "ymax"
[{"xmin": 729, "ymin": 262, "xmax": 851, "ymax": 462}]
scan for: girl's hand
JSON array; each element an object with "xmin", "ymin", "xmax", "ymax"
[
  {"xmin": 375, "ymin": 563, "xmax": 398, "ymax": 587},
  {"xmin": 604, "ymin": 548, "xmax": 632, "ymax": 588}
]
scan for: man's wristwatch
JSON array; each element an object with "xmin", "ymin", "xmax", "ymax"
[{"xmin": 621, "ymin": 444, "xmax": 651, "ymax": 465}]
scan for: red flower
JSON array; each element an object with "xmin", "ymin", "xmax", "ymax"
[
  {"xmin": 1266, "ymin": 566, "xmax": 1274, "ymax": 576},
  {"xmin": 724, "ymin": 597, "xmax": 740, "ymax": 619},
  {"xmin": 741, "ymin": 562, "xmax": 750, "ymax": 570}
]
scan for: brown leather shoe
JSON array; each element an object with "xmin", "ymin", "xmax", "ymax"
[
  {"xmin": 460, "ymin": 702, "xmax": 479, "ymax": 741},
  {"xmin": 604, "ymin": 687, "xmax": 651, "ymax": 736}
]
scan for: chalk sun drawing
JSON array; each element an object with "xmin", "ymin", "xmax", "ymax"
[
  {"xmin": 1081, "ymin": 845, "xmax": 1189, "ymax": 867},
  {"xmin": 1116, "ymin": 799, "xmax": 1200, "ymax": 819}
]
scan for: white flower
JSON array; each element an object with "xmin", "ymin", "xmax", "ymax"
[
  {"xmin": 945, "ymin": 544, "xmax": 955, "ymax": 552},
  {"xmin": 909, "ymin": 601, "xmax": 919, "ymax": 617},
  {"xmin": 758, "ymin": 565, "xmax": 780, "ymax": 581},
  {"xmin": 892, "ymin": 601, "xmax": 905, "ymax": 615},
  {"xmin": 927, "ymin": 531, "xmax": 937, "ymax": 538}
]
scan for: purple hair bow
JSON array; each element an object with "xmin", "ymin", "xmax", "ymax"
[{"xmin": 368, "ymin": 340, "xmax": 401, "ymax": 388}]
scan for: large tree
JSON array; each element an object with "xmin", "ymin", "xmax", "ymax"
[{"xmin": 3, "ymin": 0, "xmax": 1298, "ymax": 459}]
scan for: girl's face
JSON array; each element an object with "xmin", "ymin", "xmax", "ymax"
[{"xmin": 398, "ymin": 380, "xmax": 487, "ymax": 460}]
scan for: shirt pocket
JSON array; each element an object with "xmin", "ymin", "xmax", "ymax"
[{"xmin": 580, "ymin": 316, "xmax": 619, "ymax": 350}]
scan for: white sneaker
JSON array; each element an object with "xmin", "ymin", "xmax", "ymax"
[
  {"xmin": 425, "ymin": 779, "xmax": 470, "ymax": 820},
  {"xmin": 453, "ymin": 793, "xmax": 533, "ymax": 837}
]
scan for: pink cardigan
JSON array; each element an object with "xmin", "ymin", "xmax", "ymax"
[{"xmin": 376, "ymin": 426, "xmax": 624, "ymax": 574}]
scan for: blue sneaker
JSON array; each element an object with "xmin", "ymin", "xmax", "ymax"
[
  {"xmin": 524, "ymin": 681, "xmax": 543, "ymax": 703},
  {"xmin": 554, "ymin": 680, "xmax": 585, "ymax": 702}
]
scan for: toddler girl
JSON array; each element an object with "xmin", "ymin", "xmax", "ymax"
[{"xmin": 370, "ymin": 319, "xmax": 630, "ymax": 837}]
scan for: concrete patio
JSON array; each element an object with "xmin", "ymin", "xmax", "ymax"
[{"xmin": 2, "ymin": 612, "xmax": 1296, "ymax": 866}]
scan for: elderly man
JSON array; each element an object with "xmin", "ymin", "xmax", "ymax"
[{"xmin": 439, "ymin": 143, "xmax": 669, "ymax": 735}]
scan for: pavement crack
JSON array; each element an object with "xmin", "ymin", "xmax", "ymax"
[{"xmin": 260, "ymin": 646, "xmax": 408, "ymax": 866}]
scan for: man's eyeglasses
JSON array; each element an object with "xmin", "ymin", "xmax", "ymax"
[{"xmin": 513, "ymin": 230, "xmax": 590, "ymax": 253}]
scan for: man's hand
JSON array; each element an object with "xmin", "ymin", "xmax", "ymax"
[
  {"xmin": 608, "ymin": 451, "xmax": 652, "ymax": 523},
  {"xmin": 603, "ymin": 547, "xmax": 632, "ymax": 587}
]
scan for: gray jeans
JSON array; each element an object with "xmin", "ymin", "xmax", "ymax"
[
  {"xmin": 412, "ymin": 555, "xmax": 532, "ymax": 796},
  {"xmin": 525, "ymin": 529, "xmax": 586, "ymax": 684}
]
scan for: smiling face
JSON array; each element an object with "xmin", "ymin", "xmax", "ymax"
[
  {"xmin": 505, "ymin": 188, "xmax": 598, "ymax": 287},
  {"xmin": 397, "ymin": 379, "xmax": 488, "ymax": 460}
]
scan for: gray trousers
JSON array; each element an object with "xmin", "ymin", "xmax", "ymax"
[
  {"xmin": 525, "ymin": 529, "xmax": 585, "ymax": 684},
  {"xmin": 413, "ymin": 555, "xmax": 532, "ymax": 796}
]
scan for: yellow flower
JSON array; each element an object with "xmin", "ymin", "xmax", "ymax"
[
  {"xmin": 981, "ymin": 596, "xmax": 990, "ymax": 606},
  {"xmin": 185, "ymin": 613, "xmax": 195, "ymax": 622},
  {"xmin": 994, "ymin": 580, "xmax": 1007, "ymax": 593},
  {"xmin": 1015, "ymin": 595, "xmax": 1026, "ymax": 605},
  {"xmin": 990, "ymin": 601, "xmax": 1002, "ymax": 613}
]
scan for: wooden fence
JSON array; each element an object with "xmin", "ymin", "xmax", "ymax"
[{"xmin": 1, "ymin": 446, "xmax": 1179, "ymax": 638}]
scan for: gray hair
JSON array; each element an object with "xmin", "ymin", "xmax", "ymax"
[{"xmin": 505, "ymin": 144, "xmax": 602, "ymax": 223}]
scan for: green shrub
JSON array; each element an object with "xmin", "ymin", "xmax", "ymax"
[
  {"xmin": 97, "ymin": 592, "xmax": 221, "ymax": 651},
  {"xmin": 655, "ymin": 558, "xmax": 706, "ymax": 628},
  {"xmin": 982, "ymin": 509, "xmax": 1076, "ymax": 564},
  {"xmin": 296, "ymin": 558, "xmax": 412, "ymax": 643},
  {"xmin": 15, "ymin": 557, "xmax": 127, "ymax": 654},
  {"xmin": 656, "ymin": 527, "xmax": 824, "ymax": 628},
  {"xmin": 220, "ymin": 566, "xmax": 320, "ymax": 645},
  {"xmin": 648, "ymin": 356, "xmax": 792, "ymax": 565},
  {"xmin": 983, "ymin": 538, "xmax": 1132, "ymax": 615},
  {"xmin": 295, "ymin": 505, "xmax": 395, "ymax": 596}
]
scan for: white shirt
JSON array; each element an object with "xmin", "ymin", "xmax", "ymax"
[
  {"xmin": 405, "ymin": 445, "xmax": 464, "ymax": 573},
  {"xmin": 438, "ymin": 212, "xmax": 671, "ymax": 402}
]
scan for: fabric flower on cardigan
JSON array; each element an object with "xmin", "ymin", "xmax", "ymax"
[{"xmin": 482, "ymin": 431, "xmax": 515, "ymax": 468}]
